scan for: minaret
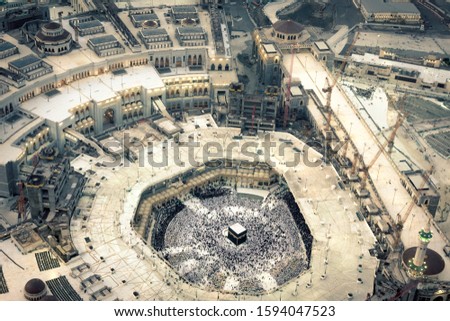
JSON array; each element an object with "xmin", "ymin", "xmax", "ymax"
[{"xmin": 407, "ymin": 220, "xmax": 433, "ymax": 277}]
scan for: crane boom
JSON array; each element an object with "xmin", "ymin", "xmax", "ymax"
[
  {"xmin": 341, "ymin": 136, "xmax": 349, "ymax": 158},
  {"xmin": 17, "ymin": 181, "xmax": 25, "ymax": 224},
  {"xmin": 367, "ymin": 112, "xmax": 405, "ymax": 170},
  {"xmin": 284, "ymin": 45, "xmax": 297, "ymax": 128},
  {"xmin": 322, "ymin": 31, "xmax": 359, "ymax": 134},
  {"xmin": 388, "ymin": 280, "xmax": 419, "ymax": 301}
]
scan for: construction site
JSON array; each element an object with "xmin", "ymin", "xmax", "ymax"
[{"xmin": 0, "ymin": 0, "xmax": 449, "ymax": 302}]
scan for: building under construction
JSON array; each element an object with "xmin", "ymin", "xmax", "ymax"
[{"xmin": 22, "ymin": 148, "xmax": 85, "ymax": 221}]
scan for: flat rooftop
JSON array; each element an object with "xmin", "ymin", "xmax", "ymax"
[
  {"xmin": 20, "ymin": 89, "xmax": 90, "ymax": 123},
  {"xmin": 290, "ymin": 86, "xmax": 303, "ymax": 97},
  {"xmin": 229, "ymin": 223, "xmax": 246, "ymax": 235},
  {"xmin": 172, "ymin": 6, "xmax": 197, "ymax": 14},
  {"xmin": 314, "ymin": 41, "xmax": 330, "ymax": 52},
  {"xmin": 360, "ymin": 0, "xmax": 420, "ymax": 14},
  {"xmin": 176, "ymin": 26, "xmax": 205, "ymax": 35},
  {"xmin": 0, "ymin": 117, "xmax": 43, "ymax": 165},
  {"xmin": 408, "ymin": 173, "xmax": 431, "ymax": 191},
  {"xmin": 0, "ymin": 67, "xmax": 25, "ymax": 82},
  {"xmin": 20, "ymin": 65, "xmax": 165, "ymax": 122},
  {"xmin": 88, "ymin": 35, "xmax": 119, "ymax": 46},
  {"xmin": 154, "ymin": 117, "xmax": 181, "ymax": 136},
  {"xmin": 131, "ymin": 13, "xmax": 159, "ymax": 22},
  {"xmin": 139, "ymin": 28, "xmax": 168, "ymax": 37},
  {"xmin": 9, "ymin": 54, "xmax": 41, "ymax": 69},
  {"xmin": 116, "ymin": 7, "xmax": 224, "ymax": 57},
  {"xmin": 0, "ymin": 40, "xmax": 17, "ymax": 53},
  {"xmin": 77, "ymin": 20, "xmax": 103, "ymax": 30},
  {"xmin": 263, "ymin": 43, "xmax": 277, "ymax": 54},
  {"xmin": 351, "ymin": 53, "xmax": 450, "ymax": 84}
]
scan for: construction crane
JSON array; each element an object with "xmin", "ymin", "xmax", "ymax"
[
  {"xmin": 359, "ymin": 111, "xmax": 405, "ymax": 190},
  {"xmin": 251, "ymin": 103, "xmax": 257, "ymax": 132},
  {"xmin": 341, "ymin": 136, "xmax": 350, "ymax": 159},
  {"xmin": 370, "ymin": 112, "xmax": 405, "ymax": 169},
  {"xmin": 323, "ymin": 77, "xmax": 333, "ymax": 133},
  {"xmin": 322, "ymin": 31, "xmax": 360, "ymax": 134},
  {"xmin": 16, "ymin": 154, "xmax": 41, "ymax": 224},
  {"xmin": 397, "ymin": 166, "xmax": 434, "ymax": 230},
  {"xmin": 17, "ymin": 181, "xmax": 26, "ymax": 224},
  {"xmin": 283, "ymin": 45, "xmax": 298, "ymax": 129},
  {"xmin": 350, "ymin": 151, "xmax": 359, "ymax": 176},
  {"xmin": 388, "ymin": 280, "xmax": 419, "ymax": 301}
]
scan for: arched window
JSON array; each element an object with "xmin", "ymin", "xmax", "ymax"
[
  {"xmin": 211, "ymin": 64, "xmax": 215, "ymax": 70},
  {"xmin": 225, "ymin": 64, "xmax": 229, "ymax": 71},
  {"xmin": 218, "ymin": 64, "xmax": 223, "ymax": 71}
]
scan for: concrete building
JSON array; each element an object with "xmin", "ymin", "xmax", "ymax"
[
  {"xmin": 272, "ymin": 20, "xmax": 304, "ymax": 42},
  {"xmin": 0, "ymin": 5, "xmax": 236, "ymax": 202},
  {"xmin": 176, "ymin": 27, "xmax": 208, "ymax": 47},
  {"xmin": 0, "ymin": 4, "xmax": 43, "ymax": 32},
  {"xmin": 311, "ymin": 41, "xmax": 334, "ymax": 67},
  {"xmin": 8, "ymin": 55, "xmax": 53, "ymax": 80},
  {"xmin": 0, "ymin": 82, "xmax": 8, "ymax": 96},
  {"xmin": 138, "ymin": 28, "xmax": 173, "ymax": 50},
  {"xmin": 0, "ymin": 40, "xmax": 19, "ymax": 59},
  {"xmin": 254, "ymin": 42, "xmax": 282, "ymax": 86},
  {"xmin": 349, "ymin": 53, "xmax": 450, "ymax": 94},
  {"xmin": 356, "ymin": 0, "xmax": 422, "ymax": 25},
  {"xmin": 0, "ymin": 67, "xmax": 25, "ymax": 88},
  {"xmin": 379, "ymin": 50, "xmax": 443, "ymax": 69},
  {"xmin": 171, "ymin": 6, "xmax": 199, "ymax": 24},
  {"xmin": 35, "ymin": 22, "xmax": 73, "ymax": 56},
  {"xmin": 163, "ymin": 74, "xmax": 211, "ymax": 118},
  {"xmin": 70, "ymin": 17, "xmax": 105, "ymax": 37},
  {"xmin": 70, "ymin": 0, "xmax": 91, "ymax": 14},
  {"xmin": 280, "ymin": 80, "xmax": 308, "ymax": 125},
  {"xmin": 24, "ymin": 153, "xmax": 85, "ymax": 220},
  {"xmin": 252, "ymin": 20, "xmax": 310, "ymax": 86},
  {"xmin": 400, "ymin": 170, "xmax": 440, "ymax": 216},
  {"xmin": 87, "ymin": 35, "xmax": 125, "ymax": 57},
  {"xmin": 130, "ymin": 12, "xmax": 160, "ymax": 28},
  {"xmin": 226, "ymin": 83, "xmax": 279, "ymax": 132}
]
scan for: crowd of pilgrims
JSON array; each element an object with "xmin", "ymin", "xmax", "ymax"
[{"xmin": 150, "ymin": 182, "xmax": 313, "ymax": 293}]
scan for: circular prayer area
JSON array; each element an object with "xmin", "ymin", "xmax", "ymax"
[{"xmin": 149, "ymin": 184, "xmax": 312, "ymax": 294}]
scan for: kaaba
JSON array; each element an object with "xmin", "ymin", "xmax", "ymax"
[{"xmin": 228, "ymin": 223, "xmax": 247, "ymax": 246}]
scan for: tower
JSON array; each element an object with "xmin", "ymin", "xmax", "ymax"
[{"xmin": 407, "ymin": 220, "xmax": 433, "ymax": 278}]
